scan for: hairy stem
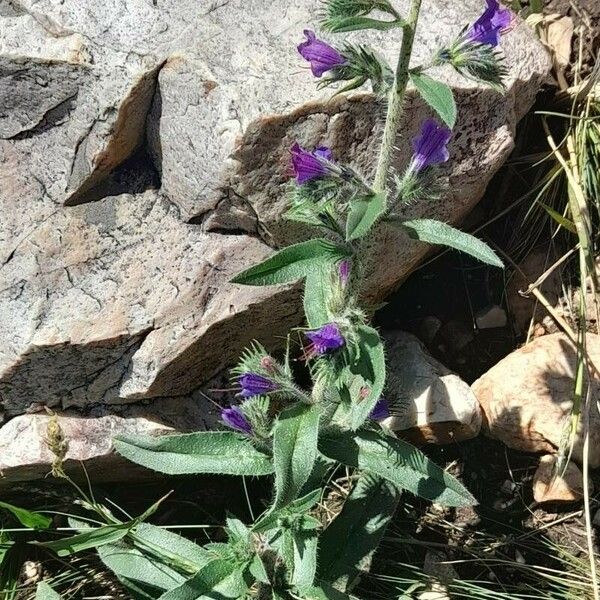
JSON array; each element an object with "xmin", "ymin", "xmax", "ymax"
[{"xmin": 372, "ymin": 0, "xmax": 422, "ymax": 194}]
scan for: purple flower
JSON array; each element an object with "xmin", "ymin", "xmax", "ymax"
[
  {"xmin": 370, "ymin": 397, "xmax": 390, "ymax": 421},
  {"xmin": 339, "ymin": 259, "xmax": 351, "ymax": 285},
  {"xmin": 305, "ymin": 323, "xmax": 345, "ymax": 356},
  {"xmin": 221, "ymin": 406, "xmax": 252, "ymax": 435},
  {"xmin": 298, "ymin": 30, "xmax": 347, "ymax": 77},
  {"xmin": 239, "ymin": 373, "xmax": 280, "ymax": 398},
  {"xmin": 465, "ymin": 0, "xmax": 512, "ymax": 47},
  {"xmin": 409, "ymin": 119, "xmax": 452, "ymax": 174},
  {"xmin": 291, "ymin": 143, "xmax": 334, "ymax": 185}
]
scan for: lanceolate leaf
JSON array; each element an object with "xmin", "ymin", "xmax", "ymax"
[
  {"xmin": 348, "ymin": 325, "xmax": 386, "ymax": 430},
  {"xmin": 401, "ymin": 219, "xmax": 503, "ymax": 268},
  {"xmin": 113, "ymin": 432, "xmax": 274, "ymax": 476},
  {"xmin": 318, "ymin": 474, "xmax": 401, "ymax": 589},
  {"xmin": 291, "ymin": 529, "xmax": 319, "ymax": 592},
  {"xmin": 273, "ymin": 404, "xmax": 321, "ymax": 509},
  {"xmin": 98, "ymin": 523, "xmax": 212, "ymax": 599},
  {"xmin": 346, "ymin": 193, "xmax": 386, "ymax": 241},
  {"xmin": 231, "ymin": 239, "xmax": 350, "ymax": 287},
  {"xmin": 302, "ymin": 582, "xmax": 361, "ymax": 600},
  {"xmin": 35, "ymin": 582, "xmax": 63, "ymax": 600},
  {"xmin": 0, "ymin": 501, "xmax": 51, "ymax": 530},
  {"xmin": 36, "ymin": 523, "xmax": 132, "ymax": 557},
  {"xmin": 323, "ymin": 16, "xmax": 404, "ymax": 33},
  {"xmin": 158, "ymin": 559, "xmax": 247, "ymax": 600},
  {"xmin": 409, "ymin": 72, "xmax": 457, "ymax": 128},
  {"xmin": 319, "ymin": 430, "xmax": 476, "ymax": 507},
  {"xmin": 304, "ymin": 263, "xmax": 335, "ymax": 328},
  {"xmin": 539, "ymin": 202, "xmax": 577, "ymax": 234}
]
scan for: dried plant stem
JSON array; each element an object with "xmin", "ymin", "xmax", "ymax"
[{"xmin": 372, "ymin": 0, "xmax": 422, "ymax": 194}]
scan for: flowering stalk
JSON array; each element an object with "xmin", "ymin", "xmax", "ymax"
[{"xmin": 372, "ymin": 0, "xmax": 423, "ymax": 194}]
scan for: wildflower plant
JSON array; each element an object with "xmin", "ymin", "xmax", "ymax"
[{"xmin": 50, "ymin": 1, "xmax": 510, "ymax": 598}]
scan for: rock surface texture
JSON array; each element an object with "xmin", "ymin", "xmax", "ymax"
[
  {"xmin": 473, "ymin": 333, "xmax": 600, "ymax": 468},
  {"xmin": 383, "ymin": 332, "xmax": 481, "ymax": 443},
  {"xmin": 0, "ymin": 0, "xmax": 549, "ymax": 478},
  {"xmin": 533, "ymin": 454, "xmax": 588, "ymax": 504}
]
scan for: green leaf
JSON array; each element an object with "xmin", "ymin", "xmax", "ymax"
[
  {"xmin": 346, "ymin": 193, "xmax": 386, "ymax": 241},
  {"xmin": 302, "ymin": 582, "xmax": 360, "ymax": 600},
  {"xmin": 304, "ymin": 263, "xmax": 335, "ymax": 329},
  {"xmin": 323, "ymin": 15, "xmax": 403, "ymax": 32},
  {"xmin": 539, "ymin": 202, "xmax": 577, "ymax": 234},
  {"xmin": 0, "ymin": 501, "xmax": 51, "ymax": 530},
  {"xmin": 348, "ymin": 325, "xmax": 386, "ymax": 430},
  {"xmin": 291, "ymin": 529, "xmax": 318, "ymax": 592},
  {"xmin": 35, "ymin": 582, "xmax": 63, "ymax": 600},
  {"xmin": 249, "ymin": 554, "xmax": 270, "ymax": 584},
  {"xmin": 273, "ymin": 404, "xmax": 321, "ymax": 509},
  {"xmin": 158, "ymin": 559, "xmax": 247, "ymax": 600},
  {"xmin": 319, "ymin": 430, "xmax": 476, "ymax": 507},
  {"xmin": 98, "ymin": 523, "xmax": 212, "ymax": 599},
  {"xmin": 401, "ymin": 219, "xmax": 503, "ymax": 268},
  {"xmin": 36, "ymin": 523, "xmax": 132, "ymax": 557},
  {"xmin": 231, "ymin": 239, "xmax": 349, "ymax": 287},
  {"xmin": 253, "ymin": 489, "xmax": 322, "ymax": 534},
  {"xmin": 114, "ymin": 432, "xmax": 274, "ymax": 476},
  {"xmin": 318, "ymin": 474, "xmax": 400, "ymax": 589},
  {"xmin": 409, "ymin": 72, "xmax": 457, "ymax": 128}
]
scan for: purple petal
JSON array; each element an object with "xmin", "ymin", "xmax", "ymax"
[
  {"xmin": 305, "ymin": 323, "xmax": 345, "ymax": 355},
  {"xmin": 239, "ymin": 372, "xmax": 279, "ymax": 398},
  {"xmin": 339, "ymin": 259, "xmax": 351, "ymax": 285},
  {"xmin": 466, "ymin": 0, "xmax": 512, "ymax": 46},
  {"xmin": 298, "ymin": 29, "xmax": 346, "ymax": 77},
  {"xmin": 410, "ymin": 118, "xmax": 452, "ymax": 173},
  {"xmin": 370, "ymin": 397, "xmax": 390, "ymax": 421},
  {"xmin": 291, "ymin": 142, "xmax": 333, "ymax": 184},
  {"xmin": 221, "ymin": 406, "xmax": 252, "ymax": 435}
]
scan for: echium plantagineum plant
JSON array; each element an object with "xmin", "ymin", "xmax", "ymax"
[{"xmin": 79, "ymin": 1, "xmax": 509, "ymax": 598}]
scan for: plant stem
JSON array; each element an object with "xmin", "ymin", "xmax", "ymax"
[{"xmin": 372, "ymin": 0, "xmax": 422, "ymax": 194}]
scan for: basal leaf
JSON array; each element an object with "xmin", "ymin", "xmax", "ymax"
[
  {"xmin": 231, "ymin": 239, "xmax": 349, "ymax": 287},
  {"xmin": 114, "ymin": 432, "xmax": 274, "ymax": 476},
  {"xmin": 273, "ymin": 404, "xmax": 321, "ymax": 509},
  {"xmin": 319, "ymin": 430, "xmax": 476, "ymax": 507},
  {"xmin": 409, "ymin": 72, "xmax": 457, "ymax": 128},
  {"xmin": 401, "ymin": 219, "xmax": 503, "ymax": 268},
  {"xmin": 318, "ymin": 474, "xmax": 401, "ymax": 589},
  {"xmin": 0, "ymin": 501, "xmax": 51, "ymax": 530},
  {"xmin": 346, "ymin": 193, "xmax": 386, "ymax": 241}
]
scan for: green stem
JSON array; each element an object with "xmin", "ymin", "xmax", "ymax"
[{"xmin": 372, "ymin": 0, "xmax": 422, "ymax": 194}]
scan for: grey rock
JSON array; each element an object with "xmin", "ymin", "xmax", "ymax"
[
  {"xmin": 383, "ymin": 332, "xmax": 482, "ymax": 443},
  {"xmin": 0, "ymin": 0, "xmax": 550, "ymax": 431}
]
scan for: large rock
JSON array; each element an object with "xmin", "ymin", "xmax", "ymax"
[
  {"xmin": 472, "ymin": 333, "xmax": 600, "ymax": 468},
  {"xmin": 0, "ymin": 0, "xmax": 550, "ymax": 424},
  {"xmin": 383, "ymin": 332, "xmax": 481, "ymax": 444}
]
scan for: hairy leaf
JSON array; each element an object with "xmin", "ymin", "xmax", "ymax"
[
  {"xmin": 401, "ymin": 219, "xmax": 503, "ymax": 268},
  {"xmin": 158, "ymin": 559, "xmax": 247, "ymax": 600},
  {"xmin": 0, "ymin": 501, "xmax": 51, "ymax": 530},
  {"xmin": 302, "ymin": 582, "xmax": 360, "ymax": 600},
  {"xmin": 346, "ymin": 193, "xmax": 386, "ymax": 241},
  {"xmin": 273, "ymin": 404, "xmax": 321, "ymax": 509},
  {"xmin": 98, "ymin": 523, "xmax": 212, "ymax": 599},
  {"xmin": 35, "ymin": 583, "xmax": 63, "ymax": 600},
  {"xmin": 409, "ymin": 72, "xmax": 457, "ymax": 128},
  {"xmin": 319, "ymin": 474, "xmax": 400, "ymax": 588},
  {"xmin": 291, "ymin": 529, "xmax": 319, "ymax": 592},
  {"xmin": 319, "ymin": 430, "xmax": 476, "ymax": 507},
  {"xmin": 323, "ymin": 15, "xmax": 403, "ymax": 32},
  {"xmin": 114, "ymin": 432, "xmax": 274, "ymax": 476},
  {"xmin": 348, "ymin": 325, "xmax": 386, "ymax": 430},
  {"xmin": 231, "ymin": 239, "xmax": 349, "ymax": 287},
  {"xmin": 253, "ymin": 489, "xmax": 322, "ymax": 534},
  {"xmin": 36, "ymin": 523, "xmax": 132, "ymax": 557},
  {"xmin": 304, "ymin": 264, "xmax": 335, "ymax": 328}
]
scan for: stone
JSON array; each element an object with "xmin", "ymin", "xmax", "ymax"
[
  {"xmin": 382, "ymin": 332, "xmax": 482, "ymax": 444},
  {"xmin": 0, "ymin": 393, "xmax": 221, "ymax": 486},
  {"xmin": 475, "ymin": 304, "xmax": 507, "ymax": 329},
  {"xmin": 472, "ymin": 333, "xmax": 600, "ymax": 468},
  {"xmin": 0, "ymin": 0, "xmax": 550, "ymax": 446},
  {"xmin": 533, "ymin": 454, "xmax": 588, "ymax": 504}
]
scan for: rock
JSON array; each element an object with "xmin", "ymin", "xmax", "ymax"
[
  {"xmin": 383, "ymin": 332, "xmax": 481, "ymax": 444},
  {"xmin": 0, "ymin": 1, "xmax": 550, "ymax": 436},
  {"xmin": 0, "ymin": 393, "xmax": 220, "ymax": 485},
  {"xmin": 533, "ymin": 454, "xmax": 588, "ymax": 504},
  {"xmin": 475, "ymin": 304, "xmax": 507, "ymax": 330},
  {"xmin": 472, "ymin": 333, "xmax": 600, "ymax": 468}
]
